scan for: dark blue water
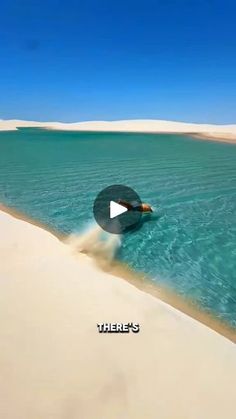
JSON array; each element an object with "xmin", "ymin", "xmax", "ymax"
[{"xmin": 0, "ymin": 128, "xmax": 236, "ymax": 326}]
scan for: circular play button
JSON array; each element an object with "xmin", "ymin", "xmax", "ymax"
[{"xmin": 93, "ymin": 185, "xmax": 142, "ymax": 234}]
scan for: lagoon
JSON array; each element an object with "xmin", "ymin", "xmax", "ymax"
[{"xmin": 0, "ymin": 128, "xmax": 236, "ymax": 327}]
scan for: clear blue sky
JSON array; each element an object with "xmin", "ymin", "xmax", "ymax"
[{"xmin": 1, "ymin": 0, "xmax": 236, "ymax": 123}]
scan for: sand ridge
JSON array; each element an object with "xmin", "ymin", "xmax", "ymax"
[
  {"xmin": 0, "ymin": 118, "xmax": 236, "ymax": 143},
  {"xmin": 0, "ymin": 209, "xmax": 236, "ymax": 419}
]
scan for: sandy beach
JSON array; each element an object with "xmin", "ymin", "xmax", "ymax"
[
  {"xmin": 0, "ymin": 119, "xmax": 236, "ymax": 143},
  {"xmin": 1, "ymin": 209, "xmax": 236, "ymax": 419}
]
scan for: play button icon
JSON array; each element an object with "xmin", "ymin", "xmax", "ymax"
[
  {"xmin": 110, "ymin": 200, "xmax": 128, "ymax": 219},
  {"xmin": 93, "ymin": 184, "xmax": 142, "ymax": 234}
]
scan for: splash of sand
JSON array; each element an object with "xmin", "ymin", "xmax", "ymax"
[{"xmin": 66, "ymin": 223, "xmax": 122, "ymax": 267}]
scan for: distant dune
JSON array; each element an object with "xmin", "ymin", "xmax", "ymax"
[{"xmin": 0, "ymin": 118, "xmax": 236, "ymax": 143}]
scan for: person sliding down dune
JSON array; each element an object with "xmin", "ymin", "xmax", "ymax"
[{"xmin": 118, "ymin": 199, "xmax": 153, "ymax": 213}]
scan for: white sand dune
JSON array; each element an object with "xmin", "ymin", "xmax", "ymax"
[
  {"xmin": 0, "ymin": 209, "xmax": 236, "ymax": 419},
  {"xmin": 0, "ymin": 118, "xmax": 236, "ymax": 142}
]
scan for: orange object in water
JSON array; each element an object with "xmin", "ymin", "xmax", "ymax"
[
  {"xmin": 118, "ymin": 199, "xmax": 153, "ymax": 213},
  {"xmin": 140, "ymin": 203, "xmax": 153, "ymax": 213}
]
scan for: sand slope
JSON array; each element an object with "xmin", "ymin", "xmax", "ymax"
[
  {"xmin": 0, "ymin": 210, "xmax": 236, "ymax": 419},
  {"xmin": 0, "ymin": 118, "xmax": 236, "ymax": 142}
]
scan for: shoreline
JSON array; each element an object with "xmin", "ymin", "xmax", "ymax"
[
  {"xmin": 188, "ymin": 132, "xmax": 236, "ymax": 144},
  {"xmin": 1, "ymin": 202, "xmax": 235, "ymax": 343},
  {"xmin": 0, "ymin": 118, "xmax": 236, "ymax": 143},
  {"xmin": 1, "ymin": 203, "xmax": 236, "ymax": 418}
]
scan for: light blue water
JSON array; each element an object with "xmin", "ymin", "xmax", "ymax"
[{"xmin": 0, "ymin": 128, "xmax": 236, "ymax": 326}]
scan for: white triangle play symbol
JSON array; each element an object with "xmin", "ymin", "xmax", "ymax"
[{"xmin": 110, "ymin": 200, "xmax": 128, "ymax": 219}]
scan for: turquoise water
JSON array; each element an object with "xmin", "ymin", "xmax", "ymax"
[{"xmin": 0, "ymin": 128, "xmax": 236, "ymax": 326}]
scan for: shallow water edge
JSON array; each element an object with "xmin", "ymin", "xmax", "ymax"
[{"xmin": 1, "ymin": 202, "xmax": 235, "ymax": 343}]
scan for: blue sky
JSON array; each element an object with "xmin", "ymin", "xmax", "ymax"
[{"xmin": 0, "ymin": 0, "xmax": 236, "ymax": 123}]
